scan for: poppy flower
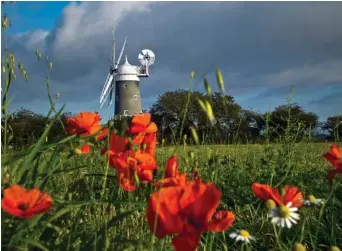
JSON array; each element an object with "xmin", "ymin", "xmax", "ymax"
[
  {"xmin": 165, "ymin": 155, "xmax": 179, "ymax": 178},
  {"xmin": 74, "ymin": 144, "xmax": 91, "ymax": 155},
  {"xmin": 65, "ymin": 111, "xmax": 102, "ymax": 136},
  {"xmin": 322, "ymin": 144, "xmax": 342, "ymax": 182},
  {"xmin": 146, "ymin": 179, "xmax": 235, "ymax": 251},
  {"xmin": 127, "ymin": 113, "xmax": 158, "ymax": 135},
  {"xmin": 65, "ymin": 111, "xmax": 108, "ymax": 154},
  {"xmin": 1, "ymin": 185, "xmax": 52, "ymax": 219},
  {"xmin": 155, "ymin": 173, "xmax": 188, "ymax": 189},
  {"xmin": 102, "ymin": 132, "xmax": 157, "ymax": 191},
  {"xmin": 251, "ymin": 183, "xmax": 304, "ymax": 208}
]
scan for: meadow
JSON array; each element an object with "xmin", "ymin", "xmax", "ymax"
[
  {"xmin": 1, "ymin": 118, "xmax": 342, "ymax": 251},
  {"xmin": 1, "ymin": 6, "xmax": 342, "ymax": 250}
]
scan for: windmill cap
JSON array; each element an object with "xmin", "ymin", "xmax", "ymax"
[{"xmin": 117, "ymin": 55, "xmax": 139, "ymax": 75}]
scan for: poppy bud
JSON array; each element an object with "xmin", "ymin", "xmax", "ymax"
[
  {"xmin": 330, "ymin": 246, "xmax": 341, "ymax": 251},
  {"xmin": 192, "ymin": 168, "xmax": 199, "ymax": 179},
  {"xmin": 292, "ymin": 243, "xmax": 306, "ymax": 251},
  {"xmin": 266, "ymin": 199, "xmax": 276, "ymax": 210},
  {"xmin": 165, "ymin": 155, "xmax": 179, "ymax": 178},
  {"xmin": 190, "ymin": 71, "xmax": 195, "ymax": 79},
  {"xmin": 74, "ymin": 148, "xmax": 83, "ymax": 155}
]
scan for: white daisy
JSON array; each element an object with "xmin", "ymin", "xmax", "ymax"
[
  {"xmin": 271, "ymin": 202, "xmax": 300, "ymax": 229},
  {"xmin": 304, "ymin": 195, "xmax": 324, "ymax": 206},
  {"xmin": 229, "ymin": 230, "xmax": 255, "ymax": 243}
]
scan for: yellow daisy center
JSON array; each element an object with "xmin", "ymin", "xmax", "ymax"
[
  {"xmin": 308, "ymin": 195, "xmax": 316, "ymax": 202},
  {"xmin": 266, "ymin": 199, "xmax": 276, "ymax": 209},
  {"xmin": 239, "ymin": 230, "xmax": 250, "ymax": 238},
  {"xmin": 278, "ymin": 205, "xmax": 290, "ymax": 218}
]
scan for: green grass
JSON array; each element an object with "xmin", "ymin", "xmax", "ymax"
[{"xmin": 2, "ymin": 141, "xmax": 342, "ymax": 251}]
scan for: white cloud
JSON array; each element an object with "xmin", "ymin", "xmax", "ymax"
[
  {"xmin": 263, "ymin": 59, "xmax": 342, "ymax": 87},
  {"xmin": 47, "ymin": 1, "xmax": 151, "ymax": 61}
]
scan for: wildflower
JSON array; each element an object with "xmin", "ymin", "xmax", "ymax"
[
  {"xmin": 146, "ymin": 178, "xmax": 235, "ymax": 251},
  {"xmin": 304, "ymin": 194, "xmax": 323, "ymax": 206},
  {"xmin": 74, "ymin": 144, "xmax": 90, "ymax": 155},
  {"xmin": 270, "ymin": 202, "xmax": 299, "ymax": 229},
  {"xmin": 1, "ymin": 185, "xmax": 52, "ymax": 219},
  {"xmin": 65, "ymin": 111, "xmax": 102, "ymax": 137},
  {"xmin": 102, "ymin": 132, "xmax": 157, "ymax": 192},
  {"xmin": 292, "ymin": 243, "xmax": 306, "ymax": 251},
  {"xmin": 126, "ymin": 113, "xmax": 157, "ymax": 136},
  {"xmin": 164, "ymin": 155, "xmax": 179, "ymax": 178},
  {"xmin": 251, "ymin": 182, "xmax": 304, "ymax": 208},
  {"xmin": 229, "ymin": 230, "xmax": 255, "ymax": 243},
  {"xmin": 65, "ymin": 111, "xmax": 108, "ymax": 154},
  {"xmin": 126, "ymin": 113, "xmax": 158, "ymax": 157},
  {"xmin": 322, "ymin": 144, "xmax": 342, "ymax": 182}
]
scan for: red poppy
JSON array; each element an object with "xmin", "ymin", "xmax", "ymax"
[
  {"xmin": 155, "ymin": 173, "xmax": 188, "ymax": 189},
  {"xmin": 102, "ymin": 132, "xmax": 157, "ymax": 191},
  {"xmin": 65, "ymin": 111, "xmax": 102, "ymax": 136},
  {"xmin": 322, "ymin": 144, "xmax": 342, "ymax": 182},
  {"xmin": 65, "ymin": 111, "xmax": 108, "ymax": 155},
  {"xmin": 165, "ymin": 155, "xmax": 179, "ymax": 178},
  {"xmin": 146, "ymin": 179, "xmax": 235, "ymax": 251},
  {"xmin": 1, "ymin": 185, "xmax": 52, "ymax": 219},
  {"xmin": 251, "ymin": 183, "xmax": 304, "ymax": 208},
  {"xmin": 127, "ymin": 113, "xmax": 158, "ymax": 135}
]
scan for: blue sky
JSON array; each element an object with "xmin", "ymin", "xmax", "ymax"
[{"xmin": 2, "ymin": 1, "xmax": 342, "ymax": 122}]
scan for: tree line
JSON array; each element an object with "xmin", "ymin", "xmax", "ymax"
[{"xmin": 2, "ymin": 89, "xmax": 341, "ymax": 149}]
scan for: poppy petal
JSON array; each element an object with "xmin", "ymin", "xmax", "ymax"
[
  {"xmin": 146, "ymin": 187, "xmax": 184, "ymax": 238},
  {"xmin": 171, "ymin": 232, "xmax": 201, "ymax": 251},
  {"xmin": 206, "ymin": 210, "xmax": 235, "ymax": 232},
  {"xmin": 251, "ymin": 183, "xmax": 281, "ymax": 204},
  {"xmin": 323, "ymin": 152, "xmax": 342, "ymax": 169},
  {"xmin": 179, "ymin": 181, "xmax": 222, "ymax": 225},
  {"xmin": 328, "ymin": 168, "xmax": 342, "ymax": 182},
  {"xmin": 331, "ymin": 144, "xmax": 342, "ymax": 159},
  {"xmin": 145, "ymin": 122, "xmax": 158, "ymax": 133},
  {"xmin": 81, "ymin": 144, "xmax": 90, "ymax": 154},
  {"xmin": 283, "ymin": 186, "xmax": 303, "ymax": 208}
]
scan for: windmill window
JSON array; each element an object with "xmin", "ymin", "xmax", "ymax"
[
  {"xmin": 123, "ymin": 84, "xmax": 128, "ymax": 88},
  {"xmin": 133, "ymin": 95, "xmax": 138, "ymax": 100},
  {"xmin": 124, "ymin": 110, "xmax": 128, "ymax": 115}
]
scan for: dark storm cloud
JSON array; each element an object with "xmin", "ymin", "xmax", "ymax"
[{"xmin": 5, "ymin": 1, "xmax": 342, "ymax": 116}]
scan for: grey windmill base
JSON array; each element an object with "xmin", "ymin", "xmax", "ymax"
[{"xmin": 114, "ymin": 80, "xmax": 143, "ymax": 120}]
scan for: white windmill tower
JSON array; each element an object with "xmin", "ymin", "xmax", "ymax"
[{"xmin": 99, "ymin": 28, "xmax": 156, "ymax": 119}]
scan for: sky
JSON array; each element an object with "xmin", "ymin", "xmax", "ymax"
[{"xmin": 1, "ymin": 1, "xmax": 342, "ymax": 122}]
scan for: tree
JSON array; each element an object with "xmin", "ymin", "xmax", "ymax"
[
  {"xmin": 2, "ymin": 108, "xmax": 48, "ymax": 148},
  {"xmin": 149, "ymin": 89, "xmax": 244, "ymax": 144},
  {"xmin": 321, "ymin": 115, "xmax": 342, "ymax": 140},
  {"xmin": 268, "ymin": 104, "xmax": 319, "ymax": 140},
  {"xmin": 1, "ymin": 108, "xmax": 69, "ymax": 149}
]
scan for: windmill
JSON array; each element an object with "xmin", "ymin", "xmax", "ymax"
[{"xmin": 99, "ymin": 28, "xmax": 155, "ymax": 119}]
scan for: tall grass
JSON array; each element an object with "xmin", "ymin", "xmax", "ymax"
[{"xmin": 1, "ymin": 6, "xmax": 342, "ymax": 251}]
